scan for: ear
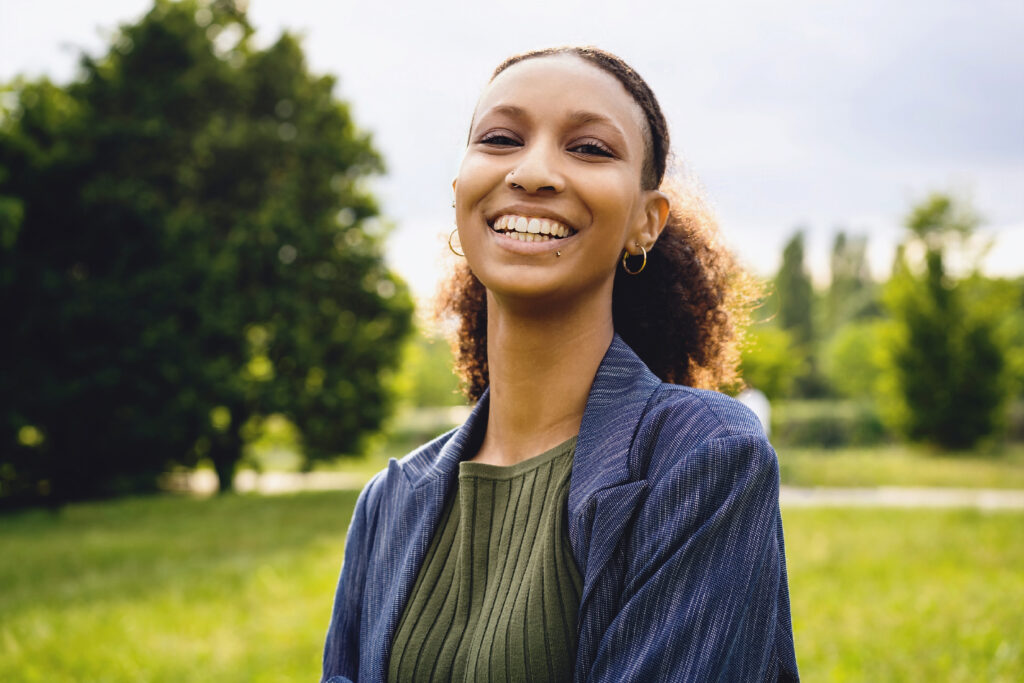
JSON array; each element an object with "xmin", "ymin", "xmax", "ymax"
[
  {"xmin": 452, "ymin": 178, "xmax": 458, "ymax": 193},
  {"xmin": 628, "ymin": 190, "xmax": 670, "ymax": 254}
]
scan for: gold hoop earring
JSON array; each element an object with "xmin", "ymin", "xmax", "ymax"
[
  {"xmin": 448, "ymin": 227, "xmax": 464, "ymax": 257},
  {"xmin": 621, "ymin": 245, "xmax": 647, "ymax": 275}
]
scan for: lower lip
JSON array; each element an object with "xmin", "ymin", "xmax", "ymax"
[{"xmin": 487, "ymin": 227, "xmax": 576, "ymax": 254}]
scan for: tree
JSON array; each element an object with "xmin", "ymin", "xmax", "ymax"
[
  {"xmin": 882, "ymin": 193, "xmax": 1008, "ymax": 448},
  {"xmin": 775, "ymin": 230, "xmax": 814, "ymax": 348},
  {"xmin": 771, "ymin": 230, "xmax": 827, "ymax": 396},
  {"xmin": 826, "ymin": 230, "xmax": 878, "ymax": 334},
  {"xmin": 0, "ymin": 0, "xmax": 413, "ymax": 506}
]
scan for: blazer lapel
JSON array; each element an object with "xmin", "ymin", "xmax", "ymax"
[
  {"xmin": 568, "ymin": 335, "xmax": 661, "ymax": 609},
  {"xmin": 365, "ymin": 391, "xmax": 490, "ymax": 679}
]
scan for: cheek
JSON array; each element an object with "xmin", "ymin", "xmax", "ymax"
[
  {"xmin": 455, "ymin": 153, "xmax": 500, "ymax": 206},
  {"xmin": 586, "ymin": 174, "xmax": 640, "ymax": 243}
]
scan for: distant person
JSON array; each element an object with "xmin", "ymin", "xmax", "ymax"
[
  {"xmin": 321, "ymin": 46, "xmax": 798, "ymax": 682},
  {"xmin": 738, "ymin": 384, "xmax": 772, "ymax": 437}
]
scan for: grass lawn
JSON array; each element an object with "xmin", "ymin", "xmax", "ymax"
[
  {"xmin": 784, "ymin": 507, "xmax": 1023, "ymax": 681},
  {"xmin": 1, "ymin": 491, "xmax": 1021, "ymax": 681},
  {"xmin": 0, "ymin": 492, "xmax": 358, "ymax": 682},
  {"xmin": 777, "ymin": 444, "xmax": 1024, "ymax": 489}
]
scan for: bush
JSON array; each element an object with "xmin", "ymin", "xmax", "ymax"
[{"xmin": 771, "ymin": 400, "xmax": 891, "ymax": 448}]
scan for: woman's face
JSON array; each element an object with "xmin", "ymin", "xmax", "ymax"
[{"xmin": 454, "ymin": 54, "xmax": 667, "ymax": 306}]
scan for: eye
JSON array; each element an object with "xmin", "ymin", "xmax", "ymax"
[
  {"xmin": 569, "ymin": 138, "xmax": 615, "ymax": 158},
  {"xmin": 478, "ymin": 130, "xmax": 522, "ymax": 147}
]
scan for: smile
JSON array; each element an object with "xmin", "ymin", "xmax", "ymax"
[{"xmin": 489, "ymin": 214, "xmax": 576, "ymax": 242}]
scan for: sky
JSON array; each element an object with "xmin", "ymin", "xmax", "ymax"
[{"xmin": 2, "ymin": 0, "xmax": 1022, "ymax": 298}]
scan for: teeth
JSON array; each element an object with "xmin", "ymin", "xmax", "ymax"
[
  {"xmin": 504, "ymin": 232, "xmax": 553, "ymax": 242},
  {"xmin": 490, "ymin": 214, "xmax": 574, "ymax": 239}
]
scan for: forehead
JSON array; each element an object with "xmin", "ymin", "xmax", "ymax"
[{"xmin": 473, "ymin": 54, "xmax": 647, "ymax": 140}]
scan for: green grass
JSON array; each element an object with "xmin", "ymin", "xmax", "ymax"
[
  {"xmin": 2, "ymin": 489, "xmax": 1021, "ymax": 681},
  {"xmin": 784, "ymin": 507, "xmax": 1024, "ymax": 681},
  {"xmin": 0, "ymin": 492, "xmax": 359, "ymax": 682},
  {"xmin": 777, "ymin": 444, "xmax": 1024, "ymax": 488}
]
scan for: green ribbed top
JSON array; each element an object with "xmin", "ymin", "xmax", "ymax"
[{"xmin": 388, "ymin": 437, "xmax": 582, "ymax": 683}]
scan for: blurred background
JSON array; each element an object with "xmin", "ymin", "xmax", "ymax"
[{"xmin": 1, "ymin": 0, "xmax": 1021, "ymax": 680}]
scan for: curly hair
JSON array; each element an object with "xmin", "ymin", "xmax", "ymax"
[{"xmin": 437, "ymin": 46, "xmax": 757, "ymax": 401}]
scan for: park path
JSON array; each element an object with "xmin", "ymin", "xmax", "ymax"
[
  {"xmin": 779, "ymin": 485, "xmax": 1024, "ymax": 510},
  {"xmin": 172, "ymin": 471, "xmax": 1024, "ymax": 509}
]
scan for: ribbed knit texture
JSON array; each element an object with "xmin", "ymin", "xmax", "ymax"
[{"xmin": 388, "ymin": 437, "xmax": 581, "ymax": 683}]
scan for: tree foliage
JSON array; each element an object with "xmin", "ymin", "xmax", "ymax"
[
  {"xmin": 882, "ymin": 194, "xmax": 1009, "ymax": 448},
  {"xmin": 740, "ymin": 324, "xmax": 807, "ymax": 400},
  {"xmin": 826, "ymin": 231, "xmax": 878, "ymax": 334},
  {"xmin": 0, "ymin": 0, "xmax": 413, "ymax": 506},
  {"xmin": 775, "ymin": 230, "xmax": 815, "ymax": 348},
  {"xmin": 821, "ymin": 320, "xmax": 890, "ymax": 400}
]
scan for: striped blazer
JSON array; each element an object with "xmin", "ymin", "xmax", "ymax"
[{"xmin": 322, "ymin": 335, "xmax": 800, "ymax": 682}]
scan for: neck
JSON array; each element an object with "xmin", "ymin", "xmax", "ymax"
[{"xmin": 474, "ymin": 286, "xmax": 614, "ymax": 466}]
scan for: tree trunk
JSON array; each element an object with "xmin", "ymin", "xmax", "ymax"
[{"xmin": 210, "ymin": 428, "xmax": 243, "ymax": 494}]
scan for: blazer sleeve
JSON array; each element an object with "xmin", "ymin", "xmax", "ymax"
[
  {"xmin": 587, "ymin": 433, "xmax": 799, "ymax": 682},
  {"xmin": 321, "ymin": 470, "xmax": 385, "ymax": 683}
]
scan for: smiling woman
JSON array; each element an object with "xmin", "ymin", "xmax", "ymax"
[{"xmin": 321, "ymin": 46, "xmax": 799, "ymax": 683}]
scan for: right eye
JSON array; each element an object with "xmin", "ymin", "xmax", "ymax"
[{"xmin": 478, "ymin": 131, "xmax": 522, "ymax": 147}]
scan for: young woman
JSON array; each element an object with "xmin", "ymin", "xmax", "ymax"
[{"xmin": 322, "ymin": 46, "xmax": 799, "ymax": 682}]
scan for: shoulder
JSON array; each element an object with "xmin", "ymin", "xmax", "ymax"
[
  {"xmin": 635, "ymin": 383, "xmax": 777, "ymax": 487},
  {"xmin": 351, "ymin": 427, "xmax": 459, "ymax": 520}
]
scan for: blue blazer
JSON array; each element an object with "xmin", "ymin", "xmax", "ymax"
[{"xmin": 322, "ymin": 335, "xmax": 799, "ymax": 682}]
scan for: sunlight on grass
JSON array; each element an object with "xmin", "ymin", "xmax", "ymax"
[
  {"xmin": 785, "ymin": 507, "xmax": 1024, "ymax": 681},
  {"xmin": 0, "ymin": 492, "xmax": 359, "ymax": 682}
]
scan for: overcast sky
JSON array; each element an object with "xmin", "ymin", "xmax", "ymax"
[{"xmin": 3, "ymin": 0, "xmax": 1022, "ymax": 297}]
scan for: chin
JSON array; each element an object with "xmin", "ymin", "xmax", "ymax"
[{"xmin": 475, "ymin": 265, "xmax": 614, "ymax": 314}]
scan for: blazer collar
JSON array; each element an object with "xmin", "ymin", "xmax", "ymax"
[
  {"xmin": 567, "ymin": 334, "xmax": 661, "ymax": 518},
  {"xmin": 406, "ymin": 388, "xmax": 490, "ymax": 489}
]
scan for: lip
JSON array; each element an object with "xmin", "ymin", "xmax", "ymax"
[
  {"xmin": 483, "ymin": 204, "xmax": 580, "ymax": 255},
  {"xmin": 486, "ymin": 224, "xmax": 577, "ymax": 254}
]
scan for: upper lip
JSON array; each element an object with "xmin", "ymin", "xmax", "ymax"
[{"xmin": 486, "ymin": 205, "xmax": 577, "ymax": 232}]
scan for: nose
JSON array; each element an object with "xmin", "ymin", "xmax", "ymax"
[{"xmin": 506, "ymin": 140, "xmax": 564, "ymax": 193}]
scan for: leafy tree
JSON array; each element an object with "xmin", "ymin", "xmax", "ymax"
[
  {"xmin": 881, "ymin": 194, "xmax": 1009, "ymax": 448},
  {"xmin": 826, "ymin": 231, "xmax": 878, "ymax": 333},
  {"xmin": 771, "ymin": 229, "xmax": 828, "ymax": 396},
  {"xmin": 0, "ymin": 0, "xmax": 412, "ymax": 506},
  {"xmin": 775, "ymin": 230, "xmax": 815, "ymax": 348}
]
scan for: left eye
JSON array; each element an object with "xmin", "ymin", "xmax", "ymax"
[
  {"xmin": 480, "ymin": 133, "xmax": 521, "ymax": 147},
  {"xmin": 570, "ymin": 142, "xmax": 614, "ymax": 158}
]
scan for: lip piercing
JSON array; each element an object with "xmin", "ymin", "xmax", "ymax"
[{"xmin": 556, "ymin": 251, "xmax": 561, "ymax": 257}]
